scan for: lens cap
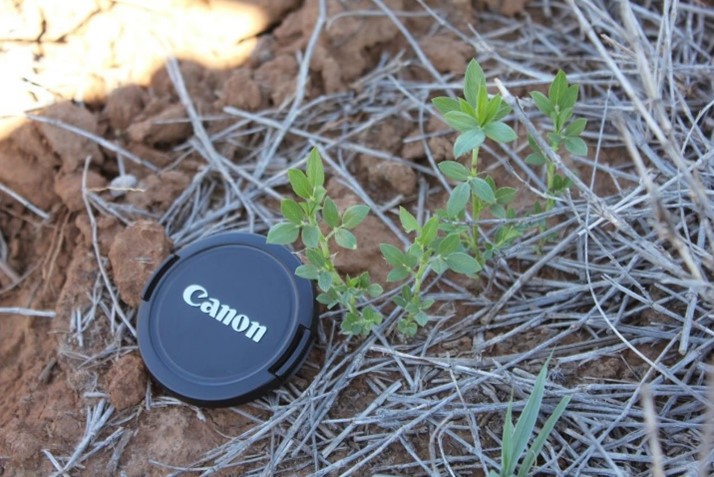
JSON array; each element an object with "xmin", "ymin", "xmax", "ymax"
[{"xmin": 137, "ymin": 232, "xmax": 316, "ymax": 407}]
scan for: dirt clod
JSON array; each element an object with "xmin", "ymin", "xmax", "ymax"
[
  {"xmin": 75, "ymin": 214, "xmax": 123, "ymax": 256},
  {"xmin": 107, "ymin": 353, "xmax": 148, "ymax": 411},
  {"xmin": 53, "ymin": 170, "xmax": 107, "ymax": 212},
  {"xmin": 127, "ymin": 103, "xmax": 192, "ymax": 146},
  {"xmin": 254, "ymin": 54, "xmax": 299, "ymax": 106},
  {"xmin": 108, "ymin": 220, "xmax": 172, "ymax": 308},
  {"xmin": 371, "ymin": 161, "xmax": 418, "ymax": 197},
  {"xmin": 220, "ymin": 68, "xmax": 262, "ymax": 110},
  {"xmin": 125, "ymin": 170, "xmax": 191, "ymax": 211},
  {"xmin": 104, "ymin": 84, "xmax": 148, "ymax": 132},
  {"xmin": 36, "ymin": 103, "xmax": 103, "ymax": 172},
  {"xmin": 421, "ymin": 35, "xmax": 473, "ymax": 73}
]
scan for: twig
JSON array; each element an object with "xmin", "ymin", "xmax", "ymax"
[{"xmin": 0, "ymin": 180, "xmax": 51, "ymax": 220}]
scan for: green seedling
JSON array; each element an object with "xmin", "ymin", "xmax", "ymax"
[
  {"xmin": 432, "ymin": 59, "xmax": 523, "ymax": 264},
  {"xmin": 488, "ymin": 359, "xmax": 571, "ymax": 477},
  {"xmin": 270, "ymin": 62, "xmax": 584, "ymax": 339},
  {"xmin": 378, "ymin": 59, "xmax": 525, "ymax": 337},
  {"xmin": 526, "ymin": 71, "xmax": 588, "ymax": 212},
  {"xmin": 380, "ymin": 208, "xmax": 480, "ymax": 335},
  {"xmin": 267, "ymin": 148, "xmax": 383, "ymax": 336}
]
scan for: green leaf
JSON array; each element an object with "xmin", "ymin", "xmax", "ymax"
[
  {"xmin": 335, "ymin": 228, "xmax": 357, "ymax": 249},
  {"xmin": 547, "ymin": 132, "xmax": 561, "ymax": 147},
  {"xmin": 356, "ymin": 271, "xmax": 370, "ymax": 288},
  {"xmin": 287, "ymin": 169, "xmax": 312, "ymax": 199},
  {"xmin": 281, "ymin": 199, "xmax": 304, "ymax": 224},
  {"xmin": 431, "ymin": 256, "xmax": 448, "ymax": 274},
  {"xmin": 485, "ymin": 175, "xmax": 496, "ymax": 191},
  {"xmin": 446, "ymin": 252, "xmax": 482, "ymax": 275},
  {"xmin": 367, "ymin": 283, "xmax": 383, "ymax": 298},
  {"xmin": 557, "ymin": 106, "xmax": 574, "ymax": 130},
  {"xmin": 470, "ymin": 177, "xmax": 496, "ymax": 204},
  {"xmin": 530, "ymin": 91, "xmax": 553, "ymax": 116},
  {"xmin": 510, "ymin": 361, "xmax": 551, "ymax": 474},
  {"xmin": 438, "ymin": 233, "xmax": 461, "ymax": 256},
  {"xmin": 431, "ymin": 96, "xmax": 460, "ymax": 115},
  {"xmin": 397, "ymin": 318, "xmax": 418, "ymax": 336},
  {"xmin": 305, "ymin": 148, "xmax": 324, "ymax": 187},
  {"xmin": 362, "ymin": 306, "xmax": 382, "ymax": 328},
  {"xmin": 380, "ymin": 243, "xmax": 406, "ymax": 266},
  {"xmin": 497, "ymin": 226, "xmax": 522, "ymax": 244},
  {"xmin": 482, "ymin": 95, "xmax": 503, "ymax": 124},
  {"xmin": 295, "ymin": 264, "xmax": 319, "ymax": 280},
  {"xmin": 525, "ymin": 152, "xmax": 546, "ymax": 166},
  {"xmin": 301, "ymin": 224, "xmax": 319, "ymax": 248},
  {"xmin": 453, "ymin": 128, "xmax": 486, "ymax": 157},
  {"xmin": 414, "ymin": 311, "xmax": 429, "ymax": 326},
  {"xmin": 561, "ymin": 83, "xmax": 579, "ymax": 110},
  {"xmin": 399, "ymin": 207, "xmax": 419, "ymax": 233},
  {"xmin": 342, "ymin": 204, "xmax": 370, "ymax": 229},
  {"xmin": 341, "ymin": 312, "xmax": 360, "ymax": 335},
  {"xmin": 549, "ymin": 70, "xmax": 568, "ymax": 104},
  {"xmin": 484, "ymin": 121, "xmax": 517, "ymax": 143},
  {"xmin": 464, "ymin": 59, "xmax": 485, "ymax": 107},
  {"xmin": 490, "ymin": 203, "xmax": 506, "ymax": 218},
  {"xmin": 476, "ymin": 83, "xmax": 489, "ymax": 120},
  {"xmin": 407, "ymin": 243, "xmax": 423, "ymax": 260},
  {"xmin": 306, "ymin": 249, "xmax": 325, "ymax": 267},
  {"xmin": 458, "ymin": 98, "xmax": 477, "ymax": 117},
  {"xmin": 564, "ymin": 118, "xmax": 587, "ymax": 137},
  {"xmin": 495, "ymin": 186, "xmax": 517, "ymax": 205},
  {"xmin": 519, "ymin": 395, "xmax": 571, "ymax": 476},
  {"xmin": 564, "ymin": 136, "xmax": 588, "ymax": 156},
  {"xmin": 267, "ymin": 222, "xmax": 300, "ymax": 244},
  {"xmin": 387, "ymin": 266, "xmax": 410, "ymax": 282},
  {"xmin": 323, "ymin": 197, "xmax": 339, "ymax": 228},
  {"xmin": 447, "ymin": 182, "xmax": 470, "ymax": 217},
  {"xmin": 502, "ymin": 399, "xmax": 515, "ymax": 475},
  {"xmin": 317, "ymin": 271, "xmax": 332, "ymax": 291},
  {"xmin": 317, "ymin": 289, "xmax": 339, "ymax": 307},
  {"xmin": 314, "ymin": 185, "xmax": 326, "ymax": 203},
  {"xmin": 443, "ymin": 111, "xmax": 479, "ymax": 132},
  {"xmin": 438, "ymin": 160, "xmax": 470, "ymax": 181},
  {"xmin": 493, "ymin": 100, "xmax": 511, "ymax": 122},
  {"xmin": 420, "ymin": 216, "xmax": 440, "ymax": 245}
]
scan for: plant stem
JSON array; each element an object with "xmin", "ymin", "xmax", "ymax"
[
  {"xmin": 319, "ymin": 228, "xmax": 344, "ymax": 285},
  {"xmin": 546, "ymin": 161, "xmax": 556, "ymax": 211},
  {"xmin": 469, "ymin": 147, "xmax": 484, "ymax": 264},
  {"xmin": 412, "ymin": 251, "xmax": 429, "ymax": 298}
]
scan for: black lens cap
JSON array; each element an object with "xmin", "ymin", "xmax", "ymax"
[{"xmin": 137, "ymin": 232, "xmax": 316, "ymax": 407}]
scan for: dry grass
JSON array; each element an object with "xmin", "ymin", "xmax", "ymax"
[{"xmin": 17, "ymin": 0, "xmax": 714, "ymax": 475}]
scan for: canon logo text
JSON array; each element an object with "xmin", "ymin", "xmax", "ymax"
[{"xmin": 182, "ymin": 284, "xmax": 267, "ymax": 343}]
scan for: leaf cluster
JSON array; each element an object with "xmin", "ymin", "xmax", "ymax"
[
  {"xmin": 432, "ymin": 60, "xmax": 516, "ymax": 158},
  {"xmin": 488, "ymin": 359, "xmax": 571, "ymax": 477},
  {"xmin": 527, "ymin": 71, "xmax": 588, "ymax": 164},
  {"xmin": 268, "ymin": 62, "xmax": 587, "ymax": 339},
  {"xmin": 268, "ymin": 148, "xmax": 382, "ymax": 336},
  {"xmin": 379, "ymin": 209, "xmax": 482, "ymax": 337}
]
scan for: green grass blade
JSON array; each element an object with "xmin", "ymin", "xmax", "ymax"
[
  {"xmin": 501, "ymin": 398, "xmax": 515, "ymax": 475},
  {"xmin": 517, "ymin": 450, "xmax": 536, "ymax": 477},
  {"xmin": 509, "ymin": 362, "xmax": 550, "ymax": 473},
  {"xmin": 519, "ymin": 395, "xmax": 571, "ymax": 475}
]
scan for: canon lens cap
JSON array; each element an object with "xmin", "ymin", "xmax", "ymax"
[{"xmin": 137, "ymin": 232, "xmax": 316, "ymax": 407}]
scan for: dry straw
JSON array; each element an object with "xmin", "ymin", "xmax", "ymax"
[{"xmin": 14, "ymin": 0, "xmax": 713, "ymax": 475}]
